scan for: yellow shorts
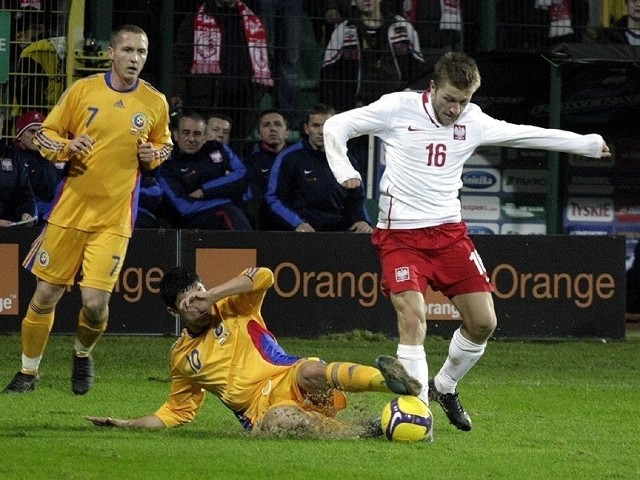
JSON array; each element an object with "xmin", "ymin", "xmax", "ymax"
[
  {"xmin": 246, "ymin": 359, "xmax": 347, "ymax": 430},
  {"xmin": 23, "ymin": 223, "xmax": 129, "ymax": 292}
]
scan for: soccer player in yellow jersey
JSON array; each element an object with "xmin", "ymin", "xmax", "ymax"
[
  {"xmin": 2, "ymin": 25, "xmax": 173, "ymax": 396},
  {"xmin": 85, "ymin": 267, "xmax": 421, "ymax": 435}
]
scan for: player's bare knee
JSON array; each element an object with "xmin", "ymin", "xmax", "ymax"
[
  {"xmin": 464, "ymin": 315, "xmax": 496, "ymax": 342},
  {"xmin": 476, "ymin": 323, "xmax": 495, "ymax": 342},
  {"xmin": 80, "ymin": 290, "xmax": 110, "ymax": 322},
  {"xmin": 33, "ymin": 281, "xmax": 65, "ymax": 307},
  {"xmin": 297, "ymin": 360, "xmax": 328, "ymax": 391},
  {"xmin": 480, "ymin": 313, "xmax": 497, "ymax": 337},
  {"xmin": 81, "ymin": 302, "xmax": 109, "ymax": 325}
]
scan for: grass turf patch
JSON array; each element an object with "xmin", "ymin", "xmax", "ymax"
[{"xmin": 0, "ymin": 332, "xmax": 638, "ymax": 479}]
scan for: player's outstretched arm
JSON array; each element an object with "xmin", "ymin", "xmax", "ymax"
[{"xmin": 85, "ymin": 414, "xmax": 166, "ymax": 428}]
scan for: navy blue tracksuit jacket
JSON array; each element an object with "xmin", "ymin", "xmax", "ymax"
[
  {"xmin": 264, "ymin": 139, "xmax": 370, "ymax": 231},
  {"xmin": 158, "ymin": 140, "xmax": 248, "ymax": 222}
]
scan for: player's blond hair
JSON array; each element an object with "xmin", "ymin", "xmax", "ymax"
[{"xmin": 110, "ymin": 24, "xmax": 147, "ymax": 47}]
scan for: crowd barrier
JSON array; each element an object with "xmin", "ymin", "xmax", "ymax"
[{"xmin": 0, "ymin": 229, "xmax": 626, "ymax": 339}]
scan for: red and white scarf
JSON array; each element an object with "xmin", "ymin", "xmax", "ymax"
[
  {"xmin": 191, "ymin": 2, "xmax": 273, "ymax": 86},
  {"xmin": 535, "ymin": 0, "xmax": 573, "ymax": 38},
  {"xmin": 439, "ymin": 0, "xmax": 462, "ymax": 32},
  {"xmin": 20, "ymin": 0, "xmax": 42, "ymax": 8}
]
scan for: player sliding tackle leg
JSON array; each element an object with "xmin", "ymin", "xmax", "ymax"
[
  {"xmin": 259, "ymin": 355, "xmax": 422, "ymax": 435},
  {"xmin": 85, "ymin": 267, "xmax": 421, "ymax": 438}
]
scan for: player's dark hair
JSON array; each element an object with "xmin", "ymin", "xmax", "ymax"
[
  {"xmin": 257, "ymin": 109, "xmax": 289, "ymax": 129},
  {"xmin": 174, "ymin": 109, "xmax": 206, "ymax": 130},
  {"xmin": 433, "ymin": 52, "xmax": 481, "ymax": 92},
  {"xmin": 207, "ymin": 112, "xmax": 233, "ymax": 125},
  {"xmin": 159, "ymin": 267, "xmax": 202, "ymax": 308}
]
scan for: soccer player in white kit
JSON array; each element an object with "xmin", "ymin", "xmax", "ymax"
[{"xmin": 323, "ymin": 52, "xmax": 611, "ymax": 432}]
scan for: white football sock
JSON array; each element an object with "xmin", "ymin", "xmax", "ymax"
[
  {"xmin": 396, "ymin": 344, "xmax": 429, "ymax": 405},
  {"xmin": 21, "ymin": 353, "xmax": 41, "ymax": 374},
  {"xmin": 434, "ymin": 327, "xmax": 486, "ymax": 394}
]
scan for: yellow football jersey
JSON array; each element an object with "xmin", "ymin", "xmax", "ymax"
[
  {"xmin": 154, "ymin": 268, "xmax": 305, "ymax": 429},
  {"xmin": 35, "ymin": 72, "xmax": 173, "ymax": 237}
]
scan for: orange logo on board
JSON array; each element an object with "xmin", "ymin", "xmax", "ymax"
[
  {"xmin": 425, "ymin": 287, "xmax": 461, "ymax": 321},
  {"xmin": 0, "ymin": 244, "xmax": 20, "ymax": 315},
  {"xmin": 195, "ymin": 248, "xmax": 257, "ymax": 290}
]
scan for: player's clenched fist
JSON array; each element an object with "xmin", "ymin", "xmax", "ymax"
[
  {"xmin": 64, "ymin": 133, "xmax": 94, "ymax": 157},
  {"xmin": 137, "ymin": 139, "xmax": 155, "ymax": 165}
]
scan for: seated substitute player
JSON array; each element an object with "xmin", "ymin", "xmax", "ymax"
[
  {"xmin": 85, "ymin": 266, "xmax": 421, "ymax": 435},
  {"xmin": 11, "ymin": 110, "xmax": 65, "ymax": 222},
  {"xmin": 243, "ymin": 109, "xmax": 291, "ymax": 230},
  {"xmin": 204, "ymin": 112, "xmax": 232, "ymax": 145},
  {"xmin": 158, "ymin": 110, "xmax": 252, "ymax": 230},
  {"xmin": 264, "ymin": 103, "xmax": 372, "ymax": 233},
  {"xmin": 0, "ymin": 113, "xmax": 37, "ymax": 227}
]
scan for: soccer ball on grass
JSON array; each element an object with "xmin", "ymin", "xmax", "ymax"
[{"xmin": 380, "ymin": 395, "xmax": 432, "ymax": 442}]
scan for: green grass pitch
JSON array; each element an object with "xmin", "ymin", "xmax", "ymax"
[{"xmin": 1, "ymin": 330, "xmax": 638, "ymax": 479}]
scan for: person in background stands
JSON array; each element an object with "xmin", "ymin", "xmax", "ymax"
[
  {"xmin": 0, "ymin": 112, "xmax": 37, "ymax": 227},
  {"xmin": 303, "ymin": 0, "xmax": 354, "ymax": 48},
  {"xmin": 158, "ymin": 110, "xmax": 253, "ymax": 231},
  {"xmin": 601, "ymin": 0, "xmax": 640, "ymax": 45},
  {"xmin": 11, "ymin": 110, "xmax": 64, "ymax": 223},
  {"xmin": 2, "ymin": 25, "xmax": 173, "ymax": 396},
  {"xmin": 323, "ymin": 51, "xmax": 610, "ymax": 433},
  {"xmin": 402, "ymin": 0, "xmax": 463, "ymax": 55},
  {"xmin": 265, "ymin": 103, "xmax": 371, "ymax": 233},
  {"xmin": 85, "ymin": 266, "xmax": 421, "ymax": 436},
  {"xmin": 13, "ymin": 5, "xmax": 66, "ymax": 114},
  {"xmin": 495, "ymin": 0, "xmax": 589, "ymax": 50},
  {"xmin": 0, "ymin": 7, "xmax": 46, "ymax": 122},
  {"xmin": 244, "ymin": 109, "xmax": 290, "ymax": 230},
  {"xmin": 320, "ymin": 0, "xmax": 426, "ymax": 112},
  {"xmin": 320, "ymin": 0, "xmax": 426, "ymax": 189},
  {"xmin": 171, "ymin": 0, "xmax": 273, "ymax": 154}
]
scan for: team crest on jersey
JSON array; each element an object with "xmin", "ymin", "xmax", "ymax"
[
  {"xmin": 453, "ymin": 124, "xmax": 466, "ymax": 140},
  {"xmin": 131, "ymin": 112, "xmax": 147, "ymax": 131},
  {"xmin": 38, "ymin": 250, "xmax": 50, "ymax": 268},
  {"xmin": 395, "ymin": 267, "xmax": 410, "ymax": 282},
  {"xmin": 213, "ymin": 320, "xmax": 230, "ymax": 344},
  {"xmin": 209, "ymin": 151, "xmax": 223, "ymax": 163},
  {"xmin": 343, "ymin": 26, "xmax": 359, "ymax": 46},
  {"xmin": 393, "ymin": 26, "xmax": 408, "ymax": 35}
]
